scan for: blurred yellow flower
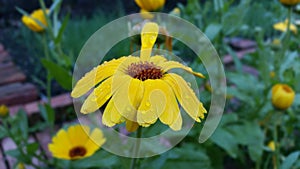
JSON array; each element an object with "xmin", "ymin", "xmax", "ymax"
[
  {"xmin": 170, "ymin": 7, "xmax": 181, "ymax": 16},
  {"xmin": 271, "ymin": 84, "xmax": 295, "ymax": 110},
  {"xmin": 72, "ymin": 22, "xmax": 207, "ymax": 132},
  {"xmin": 280, "ymin": 0, "xmax": 300, "ymax": 6},
  {"xmin": 48, "ymin": 124, "xmax": 106, "ymax": 160},
  {"xmin": 135, "ymin": 0, "xmax": 165, "ymax": 12},
  {"xmin": 140, "ymin": 9, "xmax": 154, "ymax": 19},
  {"xmin": 270, "ymin": 71, "xmax": 276, "ymax": 78},
  {"xmin": 0, "ymin": 105, "xmax": 9, "ymax": 117},
  {"xmin": 272, "ymin": 39, "xmax": 281, "ymax": 46},
  {"xmin": 267, "ymin": 141, "xmax": 276, "ymax": 152},
  {"xmin": 273, "ymin": 19, "xmax": 297, "ymax": 34},
  {"xmin": 21, "ymin": 9, "xmax": 48, "ymax": 32}
]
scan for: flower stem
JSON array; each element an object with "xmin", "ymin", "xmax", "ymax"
[
  {"xmin": 273, "ymin": 124, "xmax": 280, "ymax": 169},
  {"xmin": 42, "ymin": 33, "xmax": 52, "ymax": 105},
  {"xmin": 130, "ymin": 127, "xmax": 142, "ymax": 169}
]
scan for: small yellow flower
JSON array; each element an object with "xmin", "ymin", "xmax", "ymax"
[
  {"xmin": 0, "ymin": 105, "xmax": 9, "ymax": 117},
  {"xmin": 16, "ymin": 163, "xmax": 25, "ymax": 169},
  {"xmin": 72, "ymin": 22, "xmax": 207, "ymax": 132},
  {"xmin": 48, "ymin": 124, "xmax": 106, "ymax": 160},
  {"xmin": 270, "ymin": 71, "xmax": 276, "ymax": 78},
  {"xmin": 267, "ymin": 141, "xmax": 276, "ymax": 152},
  {"xmin": 272, "ymin": 39, "xmax": 281, "ymax": 46},
  {"xmin": 21, "ymin": 9, "xmax": 48, "ymax": 32},
  {"xmin": 135, "ymin": 0, "xmax": 166, "ymax": 12},
  {"xmin": 273, "ymin": 19, "xmax": 297, "ymax": 34},
  {"xmin": 280, "ymin": 0, "xmax": 300, "ymax": 6},
  {"xmin": 170, "ymin": 7, "xmax": 181, "ymax": 16},
  {"xmin": 271, "ymin": 84, "xmax": 295, "ymax": 110}
]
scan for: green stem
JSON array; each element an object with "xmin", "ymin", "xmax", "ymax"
[
  {"xmin": 273, "ymin": 124, "xmax": 280, "ymax": 169},
  {"xmin": 130, "ymin": 128, "xmax": 142, "ymax": 169},
  {"xmin": 42, "ymin": 33, "xmax": 52, "ymax": 105},
  {"xmin": 3, "ymin": 120, "xmax": 42, "ymax": 169}
]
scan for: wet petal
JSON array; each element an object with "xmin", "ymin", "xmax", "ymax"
[
  {"xmin": 163, "ymin": 73, "xmax": 206, "ymax": 122},
  {"xmin": 159, "ymin": 61, "xmax": 205, "ymax": 78},
  {"xmin": 137, "ymin": 79, "xmax": 170, "ymax": 125},
  {"xmin": 112, "ymin": 77, "xmax": 144, "ymax": 121},
  {"xmin": 102, "ymin": 99, "xmax": 123, "ymax": 127},
  {"xmin": 71, "ymin": 57, "xmax": 126, "ymax": 98}
]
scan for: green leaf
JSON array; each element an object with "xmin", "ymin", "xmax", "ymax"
[
  {"xmin": 17, "ymin": 109, "xmax": 28, "ymax": 140},
  {"xmin": 54, "ymin": 13, "xmax": 70, "ymax": 44},
  {"xmin": 205, "ymin": 23, "xmax": 222, "ymax": 40},
  {"xmin": 41, "ymin": 59, "xmax": 72, "ymax": 90},
  {"xmin": 39, "ymin": 103, "xmax": 55, "ymax": 127},
  {"xmin": 71, "ymin": 150, "xmax": 118, "ymax": 168},
  {"xmin": 0, "ymin": 126, "xmax": 7, "ymax": 139},
  {"xmin": 225, "ymin": 46, "xmax": 243, "ymax": 72},
  {"xmin": 280, "ymin": 151, "xmax": 300, "ymax": 169},
  {"xmin": 210, "ymin": 128, "xmax": 239, "ymax": 158},
  {"xmin": 162, "ymin": 146, "xmax": 211, "ymax": 169},
  {"xmin": 26, "ymin": 143, "xmax": 39, "ymax": 155}
]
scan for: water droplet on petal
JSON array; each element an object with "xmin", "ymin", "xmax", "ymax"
[
  {"xmin": 146, "ymin": 102, "xmax": 151, "ymax": 107},
  {"xmin": 126, "ymin": 107, "xmax": 131, "ymax": 111}
]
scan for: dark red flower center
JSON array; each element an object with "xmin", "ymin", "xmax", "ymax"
[
  {"xmin": 69, "ymin": 146, "xmax": 87, "ymax": 158},
  {"xmin": 127, "ymin": 62, "xmax": 163, "ymax": 81}
]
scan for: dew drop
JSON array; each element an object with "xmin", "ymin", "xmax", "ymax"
[
  {"xmin": 146, "ymin": 102, "xmax": 151, "ymax": 107},
  {"xmin": 126, "ymin": 107, "xmax": 131, "ymax": 112}
]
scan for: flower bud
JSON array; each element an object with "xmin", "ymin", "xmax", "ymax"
[
  {"xmin": 0, "ymin": 105, "xmax": 9, "ymax": 117},
  {"xmin": 280, "ymin": 0, "xmax": 300, "ymax": 6},
  {"xmin": 271, "ymin": 84, "xmax": 295, "ymax": 110}
]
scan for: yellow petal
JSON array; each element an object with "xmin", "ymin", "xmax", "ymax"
[
  {"xmin": 149, "ymin": 55, "xmax": 167, "ymax": 65},
  {"xmin": 170, "ymin": 112, "xmax": 182, "ymax": 131},
  {"xmin": 112, "ymin": 76, "xmax": 144, "ymax": 121},
  {"xmin": 67, "ymin": 125, "xmax": 90, "ymax": 146},
  {"xmin": 137, "ymin": 79, "xmax": 170, "ymax": 125},
  {"xmin": 102, "ymin": 99, "xmax": 123, "ymax": 127},
  {"xmin": 159, "ymin": 61, "xmax": 205, "ymax": 78},
  {"xmin": 71, "ymin": 57, "xmax": 126, "ymax": 98},
  {"xmin": 158, "ymin": 82, "xmax": 180, "ymax": 128},
  {"xmin": 135, "ymin": 0, "xmax": 146, "ymax": 10},
  {"xmin": 140, "ymin": 22, "xmax": 159, "ymax": 61},
  {"xmin": 80, "ymin": 77, "xmax": 113, "ymax": 114},
  {"xmin": 85, "ymin": 128, "xmax": 106, "ymax": 157},
  {"xmin": 126, "ymin": 120, "xmax": 139, "ymax": 132},
  {"xmin": 163, "ymin": 73, "xmax": 207, "ymax": 122}
]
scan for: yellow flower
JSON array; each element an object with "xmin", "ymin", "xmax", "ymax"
[
  {"xmin": 170, "ymin": 7, "xmax": 181, "ymax": 16},
  {"xmin": 140, "ymin": 9, "xmax": 154, "ymax": 19},
  {"xmin": 280, "ymin": 0, "xmax": 300, "ymax": 6},
  {"xmin": 273, "ymin": 19, "xmax": 297, "ymax": 34},
  {"xmin": 0, "ymin": 105, "xmax": 9, "ymax": 117},
  {"xmin": 271, "ymin": 84, "xmax": 295, "ymax": 110},
  {"xmin": 135, "ymin": 0, "xmax": 165, "ymax": 12},
  {"xmin": 270, "ymin": 71, "xmax": 276, "ymax": 78},
  {"xmin": 72, "ymin": 22, "xmax": 207, "ymax": 132},
  {"xmin": 48, "ymin": 124, "xmax": 106, "ymax": 160},
  {"xmin": 21, "ymin": 9, "xmax": 48, "ymax": 32},
  {"xmin": 267, "ymin": 141, "xmax": 276, "ymax": 152}
]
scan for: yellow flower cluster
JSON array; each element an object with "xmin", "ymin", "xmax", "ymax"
[
  {"xmin": 21, "ymin": 9, "xmax": 48, "ymax": 32},
  {"xmin": 273, "ymin": 19, "xmax": 297, "ymax": 34}
]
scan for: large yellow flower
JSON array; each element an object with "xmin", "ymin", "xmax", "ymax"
[
  {"xmin": 72, "ymin": 22, "xmax": 207, "ymax": 132},
  {"xmin": 21, "ymin": 9, "xmax": 48, "ymax": 32},
  {"xmin": 273, "ymin": 19, "xmax": 297, "ymax": 34},
  {"xmin": 135, "ymin": 0, "xmax": 166, "ymax": 12},
  {"xmin": 279, "ymin": 0, "xmax": 300, "ymax": 6},
  {"xmin": 48, "ymin": 124, "xmax": 106, "ymax": 160}
]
